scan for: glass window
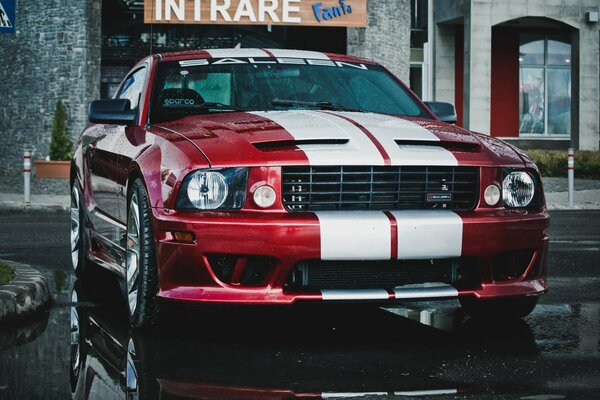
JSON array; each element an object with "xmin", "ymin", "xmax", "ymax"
[
  {"xmin": 520, "ymin": 68, "xmax": 545, "ymax": 134},
  {"xmin": 547, "ymin": 68, "xmax": 571, "ymax": 134},
  {"xmin": 116, "ymin": 67, "xmax": 147, "ymax": 110},
  {"xmin": 410, "ymin": 65, "xmax": 423, "ymax": 99},
  {"xmin": 151, "ymin": 60, "xmax": 429, "ymax": 124},
  {"xmin": 410, "ymin": 0, "xmax": 428, "ymax": 62},
  {"xmin": 519, "ymin": 33, "xmax": 571, "ymax": 136},
  {"xmin": 411, "ymin": 0, "xmax": 428, "ymax": 30},
  {"xmin": 547, "ymin": 35, "xmax": 571, "ymax": 66},
  {"xmin": 519, "ymin": 34, "xmax": 544, "ymax": 65}
]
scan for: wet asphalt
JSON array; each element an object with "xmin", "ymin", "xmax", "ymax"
[{"xmin": 0, "ymin": 210, "xmax": 598, "ymax": 400}]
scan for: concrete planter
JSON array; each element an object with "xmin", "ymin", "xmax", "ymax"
[{"xmin": 34, "ymin": 160, "xmax": 70, "ymax": 179}]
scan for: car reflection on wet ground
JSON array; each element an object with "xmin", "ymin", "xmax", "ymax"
[
  {"xmin": 0, "ymin": 210, "xmax": 599, "ymax": 399},
  {"xmin": 1, "ymin": 265, "xmax": 599, "ymax": 400}
]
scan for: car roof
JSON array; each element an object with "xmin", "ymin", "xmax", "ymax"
[{"xmin": 157, "ymin": 48, "xmax": 377, "ymax": 64}]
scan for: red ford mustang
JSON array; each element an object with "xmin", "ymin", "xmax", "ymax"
[{"xmin": 70, "ymin": 49, "xmax": 549, "ymax": 328}]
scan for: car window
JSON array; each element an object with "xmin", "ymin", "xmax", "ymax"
[
  {"xmin": 151, "ymin": 59, "xmax": 430, "ymax": 123},
  {"xmin": 116, "ymin": 67, "xmax": 147, "ymax": 110}
]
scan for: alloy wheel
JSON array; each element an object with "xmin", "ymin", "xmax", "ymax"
[
  {"xmin": 126, "ymin": 192, "xmax": 141, "ymax": 317},
  {"xmin": 70, "ymin": 186, "xmax": 80, "ymax": 270}
]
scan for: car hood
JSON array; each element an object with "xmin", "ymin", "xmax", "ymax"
[{"xmin": 155, "ymin": 110, "xmax": 525, "ymax": 168}]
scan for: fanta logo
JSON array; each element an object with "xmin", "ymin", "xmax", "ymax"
[{"xmin": 312, "ymin": 0, "xmax": 352, "ymax": 23}]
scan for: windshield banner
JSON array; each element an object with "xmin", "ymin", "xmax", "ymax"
[{"xmin": 144, "ymin": 0, "xmax": 367, "ymax": 27}]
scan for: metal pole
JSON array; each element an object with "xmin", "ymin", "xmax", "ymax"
[
  {"xmin": 24, "ymin": 150, "xmax": 31, "ymax": 205},
  {"xmin": 568, "ymin": 147, "xmax": 574, "ymax": 209}
]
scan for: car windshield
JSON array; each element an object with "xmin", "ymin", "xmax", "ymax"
[{"xmin": 150, "ymin": 58, "xmax": 430, "ymax": 123}]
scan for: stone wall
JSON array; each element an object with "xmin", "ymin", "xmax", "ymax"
[
  {"xmin": 0, "ymin": 0, "xmax": 101, "ymax": 177},
  {"xmin": 347, "ymin": 0, "xmax": 411, "ymax": 83}
]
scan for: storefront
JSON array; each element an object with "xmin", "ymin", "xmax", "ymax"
[
  {"xmin": 101, "ymin": 0, "xmax": 351, "ymax": 98},
  {"xmin": 432, "ymin": 0, "xmax": 600, "ymax": 151},
  {"xmin": 0, "ymin": 0, "xmax": 413, "ymax": 174}
]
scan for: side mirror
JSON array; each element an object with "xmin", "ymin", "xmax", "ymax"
[
  {"xmin": 89, "ymin": 99, "xmax": 137, "ymax": 126},
  {"xmin": 424, "ymin": 101, "xmax": 457, "ymax": 124}
]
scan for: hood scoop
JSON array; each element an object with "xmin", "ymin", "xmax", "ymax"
[
  {"xmin": 253, "ymin": 139, "xmax": 349, "ymax": 152},
  {"xmin": 395, "ymin": 139, "xmax": 481, "ymax": 152}
]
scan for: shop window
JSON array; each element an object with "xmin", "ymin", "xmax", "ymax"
[
  {"xmin": 519, "ymin": 33, "xmax": 571, "ymax": 136},
  {"xmin": 410, "ymin": 64, "xmax": 423, "ymax": 99}
]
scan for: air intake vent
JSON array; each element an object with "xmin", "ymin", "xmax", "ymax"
[
  {"xmin": 254, "ymin": 139, "xmax": 348, "ymax": 151},
  {"xmin": 285, "ymin": 259, "xmax": 461, "ymax": 291}
]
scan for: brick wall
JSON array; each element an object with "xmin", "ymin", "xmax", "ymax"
[
  {"xmin": 0, "ymin": 0, "xmax": 101, "ymax": 176},
  {"xmin": 347, "ymin": 0, "xmax": 411, "ymax": 83}
]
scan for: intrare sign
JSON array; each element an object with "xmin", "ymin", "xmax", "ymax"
[{"xmin": 144, "ymin": 0, "xmax": 367, "ymax": 27}]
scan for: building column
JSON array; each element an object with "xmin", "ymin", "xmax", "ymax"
[
  {"xmin": 577, "ymin": 28, "xmax": 600, "ymax": 151},
  {"xmin": 347, "ymin": 0, "xmax": 411, "ymax": 82},
  {"xmin": 463, "ymin": 3, "xmax": 492, "ymax": 134}
]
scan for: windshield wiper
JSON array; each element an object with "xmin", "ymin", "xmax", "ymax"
[{"xmin": 271, "ymin": 99, "xmax": 365, "ymax": 113}]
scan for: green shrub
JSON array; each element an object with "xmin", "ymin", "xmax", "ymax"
[
  {"xmin": 0, "ymin": 261, "xmax": 15, "ymax": 286},
  {"xmin": 525, "ymin": 150, "xmax": 600, "ymax": 179},
  {"xmin": 49, "ymin": 99, "xmax": 72, "ymax": 161}
]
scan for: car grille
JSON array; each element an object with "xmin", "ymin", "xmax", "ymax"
[
  {"xmin": 282, "ymin": 166, "xmax": 479, "ymax": 211},
  {"xmin": 285, "ymin": 260, "xmax": 461, "ymax": 291}
]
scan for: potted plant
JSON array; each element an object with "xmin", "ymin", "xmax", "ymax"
[{"xmin": 35, "ymin": 99, "xmax": 72, "ymax": 179}]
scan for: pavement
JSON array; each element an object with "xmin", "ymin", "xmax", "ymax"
[{"xmin": 0, "ymin": 174, "xmax": 598, "ymax": 323}]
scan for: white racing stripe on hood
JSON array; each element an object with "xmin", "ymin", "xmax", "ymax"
[
  {"xmin": 265, "ymin": 49, "xmax": 330, "ymax": 59},
  {"xmin": 316, "ymin": 211, "xmax": 391, "ymax": 260},
  {"xmin": 327, "ymin": 112, "xmax": 459, "ymax": 166},
  {"xmin": 251, "ymin": 111, "xmax": 386, "ymax": 165},
  {"xmin": 390, "ymin": 210, "xmax": 463, "ymax": 259}
]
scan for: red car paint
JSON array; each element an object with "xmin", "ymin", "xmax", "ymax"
[{"xmin": 72, "ymin": 49, "xmax": 549, "ymax": 307}]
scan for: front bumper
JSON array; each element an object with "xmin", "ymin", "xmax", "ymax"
[{"xmin": 151, "ymin": 207, "xmax": 549, "ymax": 305}]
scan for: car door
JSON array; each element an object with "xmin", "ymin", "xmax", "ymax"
[{"xmin": 85, "ymin": 66, "xmax": 147, "ymax": 272}]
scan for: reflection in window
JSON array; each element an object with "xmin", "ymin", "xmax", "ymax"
[
  {"xmin": 547, "ymin": 35, "xmax": 571, "ymax": 66},
  {"xmin": 547, "ymin": 69, "xmax": 571, "ymax": 134},
  {"xmin": 117, "ymin": 68, "xmax": 146, "ymax": 110},
  {"xmin": 520, "ymin": 68, "xmax": 545, "ymax": 134},
  {"xmin": 519, "ymin": 33, "xmax": 571, "ymax": 135},
  {"xmin": 519, "ymin": 34, "xmax": 544, "ymax": 65}
]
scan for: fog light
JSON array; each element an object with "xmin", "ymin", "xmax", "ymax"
[
  {"xmin": 253, "ymin": 185, "xmax": 276, "ymax": 208},
  {"xmin": 484, "ymin": 184, "xmax": 501, "ymax": 206}
]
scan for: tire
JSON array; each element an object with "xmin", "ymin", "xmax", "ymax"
[
  {"xmin": 459, "ymin": 295, "xmax": 539, "ymax": 320},
  {"xmin": 126, "ymin": 179, "xmax": 160, "ymax": 329},
  {"xmin": 70, "ymin": 184, "xmax": 89, "ymax": 279}
]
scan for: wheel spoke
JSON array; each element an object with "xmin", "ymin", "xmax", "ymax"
[
  {"xmin": 126, "ymin": 192, "xmax": 141, "ymax": 317},
  {"xmin": 128, "ymin": 290, "xmax": 138, "ymax": 317},
  {"xmin": 70, "ymin": 187, "xmax": 81, "ymax": 270}
]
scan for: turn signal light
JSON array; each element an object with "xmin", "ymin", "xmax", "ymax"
[{"xmin": 173, "ymin": 231, "xmax": 195, "ymax": 243}]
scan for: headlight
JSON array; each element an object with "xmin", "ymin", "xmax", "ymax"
[
  {"xmin": 176, "ymin": 168, "xmax": 248, "ymax": 210},
  {"xmin": 502, "ymin": 171, "xmax": 535, "ymax": 208}
]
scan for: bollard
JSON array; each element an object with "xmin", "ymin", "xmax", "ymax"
[
  {"xmin": 24, "ymin": 150, "xmax": 31, "ymax": 205},
  {"xmin": 568, "ymin": 148, "xmax": 574, "ymax": 209}
]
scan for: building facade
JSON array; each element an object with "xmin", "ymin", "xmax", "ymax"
[
  {"xmin": 433, "ymin": 0, "xmax": 600, "ymax": 151},
  {"xmin": 0, "ymin": 0, "xmax": 598, "ymax": 177}
]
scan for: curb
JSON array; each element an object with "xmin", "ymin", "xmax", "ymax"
[
  {"xmin": 0, "ymin": 260, "xmax": 52, "ymax": 323},
  {"xmin": 0, "ymin": 202, "xmax": 69, "ymax": 212}
]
